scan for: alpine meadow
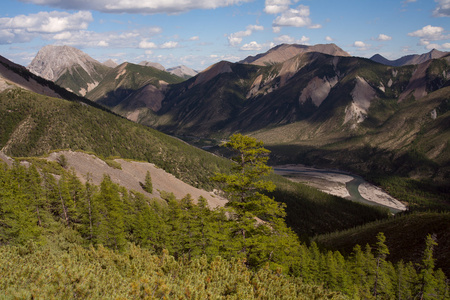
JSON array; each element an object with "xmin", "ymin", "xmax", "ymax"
[{"xmin": 1, "ymin": 8, "xmax": 450, "ymax": 298}]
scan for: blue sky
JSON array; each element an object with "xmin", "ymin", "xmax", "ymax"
[{"xmin": 0, "ymin": 0, "xmax": 449, "ymax": 71}]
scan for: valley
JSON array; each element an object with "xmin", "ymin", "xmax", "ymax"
[{"xmin": 1, "ymin": 42, "xmax": 449, "ymax": 298}]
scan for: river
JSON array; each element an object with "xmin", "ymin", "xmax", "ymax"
[{"xmin": 273, "ymin": 165, "xmax": 406, "ymax": 213}]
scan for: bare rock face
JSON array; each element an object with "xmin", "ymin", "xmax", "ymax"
[
  {"xmin": 28, "ymin": 45, "xmax": 103, "ymax": 82},
  {"xmin": 344, "ymin": 76, "xmax": 376, "ymax": 125}
]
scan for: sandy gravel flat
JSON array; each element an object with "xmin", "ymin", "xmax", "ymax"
[
  {"xmin": 358, "ymin": 182, "xmax": 406, "ymax": 211},
  {"xmin": 274, "ymin": 164, "xmax": 407, "ymax": 211}
]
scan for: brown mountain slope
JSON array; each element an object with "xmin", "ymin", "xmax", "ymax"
[{"xmin": 240, "ymin": 43, "xmax": 350, "ymax": 66}]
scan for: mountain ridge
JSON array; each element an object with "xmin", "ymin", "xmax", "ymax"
[
  {"xmin": 240, "ymin": 43, "xmax": 350, "ymax": 66},
  {"xmin": 370, "ymin": 49, "xmax": 450, "ymax": 66}
]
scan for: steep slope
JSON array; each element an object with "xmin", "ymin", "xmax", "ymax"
[
  {"xmin": 28, "ymin": 45, "xmax": 111, "ymax": 96},
  {"xmin": 240, "ymin": 43, "xmax": 350, "ymax": 65},
  {"xmin": 370, "ymin": 49, "xmax": 449, "ymax": 66},
  {"xmin": 86, "ymin": 62, "xmax": 184, "ymax": 111}
]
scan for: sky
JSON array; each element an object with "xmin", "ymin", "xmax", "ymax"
[{"xmin": 0, "ymin": 0, "xmax": 449, "ymax": 71}]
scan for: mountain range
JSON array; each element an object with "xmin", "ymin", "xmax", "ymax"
[
  {"xmin": 370, "ymin": 49, "xmax": 449, "ymax": 66},
  {"xmin": 27, "ymin": 45, "xmax": 198, "ymax": 98},
  {"xmin": 1, "ymin": 43, "xmax": 450, "ymax": 284},
  {"xmin": 19, "ymin": 44, "xmax": 450, "ymax": 184}
]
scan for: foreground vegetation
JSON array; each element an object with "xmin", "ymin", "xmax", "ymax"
[{"xmin": 1, "ymin": 138, "xmax": 448, "ymax": 298}]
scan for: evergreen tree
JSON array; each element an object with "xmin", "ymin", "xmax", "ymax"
[
  {"xmin": 140, "ymin": 170, "xmax": 153, "ymax": 193},
  {"xmin": 417, "ymin": 234, "xmax": 441, "ymax": 299},
  {"xmin": 373, "ymin": 232, "xmax": 392, "ymax": 298},
  {"xmin": 212, "ymin": 134, "xmax": 288, "ymax": 266},
  {"xmin": 93, "ymin": 175, "xmax": 126, "ymax": 251}
]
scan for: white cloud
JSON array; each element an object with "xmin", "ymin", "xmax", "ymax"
[
  {"xmin": 353, "ymin": 41, "xmax": 371, "ymax": 50},
  {"xmin": 189, "ymin": 36, "xmax": 199, "ymax": 41},
  {"xmin": 53, "ymin": 31, "xmax": 72, "ymax": 40},
  {"xmin": 272, "ymin": 5, "xmax": 320, "ymax": 29},
  {"xmin": 325, "ymin": 36, "xmax": 334, "ymax": 42},
  {"xmin": 377, "ymin": 34, "xmax": 392, "ymax": 41},
  {"xmin": 274, "ymin": 34, "xmax": 309, "ymax": 44},
  {"xmin": 264, "ymin": 0, "xmax": 291, "ymax": 14},
  {"xmin": 139, "ymin": 39, "xmax": 157, "ymax": 49},
  {"xmin": 433, "ymin": 0, "xmax": 450, "ymax": 17},
  {"xmin": 19, "ymin": 0, "xmax": 253, "ymax": 14},
  {"xmin": 408, "ymin": 25, "xmax": 450, "ymax": 48},
  {"xmin": 228, "ymin": 24, "xmax": 264, "ymax": 46},
  {"xmin": 241, "ymin": 41, "xmax": 263, "ymax": 51},
  {"xmin": 408, "ymin": 25, "xmax": 445, "ymax": 39},
  {"xmin": 97, "ymin": 40, "xmax": 109, "ymax": 47},
  {"xmin": 0, "ymin": 10, "xmax": 95, "ymax": 44},
  {"xmin": 443, "ymin": 42, "xmax": 450, "ymax": 48},
  {"xmin": 160, "ymin": 41, "xmax": 179, "ymax": 48},
  {"xmin": 0, "ymin": 11, "xmax": 93, "ymax": 33}
]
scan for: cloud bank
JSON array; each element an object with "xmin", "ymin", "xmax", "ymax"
[{"xmin": 19, "ymin": 0, "xmax": 253, "ymax": 14}]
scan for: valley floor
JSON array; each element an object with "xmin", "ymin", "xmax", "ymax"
[{"xmin": 274, "ymin": 165, "xmax": 407, "ymax": 213}]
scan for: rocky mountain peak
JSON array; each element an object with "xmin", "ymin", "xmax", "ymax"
[
  {"xmin": 27, "ymin": 45, "xmax": 103, "ymax": 82},
  {"xmin": 103, "ymin": 59, "xmax": 118, "ymax": 68},
  {"xmin": 167, "ymin": 65, "xmax": 198, "ymax": 78},
  {"xmin": 27, "ymin": 45, "xmax": 111, "ymax": 96}
]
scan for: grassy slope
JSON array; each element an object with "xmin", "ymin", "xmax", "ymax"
[{"xmin": 86, "ymin": 63, "xmax": 184, "ymax": 108}]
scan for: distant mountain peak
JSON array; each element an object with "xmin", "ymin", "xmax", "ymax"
[
  {"xmin": 138, "ymin": 61, "xmax": 166, "ymax": 71},
  {"xmin": 28, "ymin": 45, "xmax": 101, "ymax": 81},
  {"xmin": 167, "ymin": 65, "xmax": 198, "ymax": 78},
  {"xmin": 103, "ymin": 59, "xmax": 118, "ymax": 68},
  {"xmin": 27, "ymin": 44, "xmax": 111, "ymax": 96},
  {"xmin": 240, "ymin": 43, "xmax": 350, "ymax": 66}
]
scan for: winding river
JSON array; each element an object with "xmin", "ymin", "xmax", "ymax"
[{"xmin": 273, "ymin": 165, "xmax": 406, "ymax": 214}]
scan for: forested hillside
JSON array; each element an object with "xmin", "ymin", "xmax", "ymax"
[{"xmin": 0, "ymin": 158, "xmax": 448, "ymax": 299}]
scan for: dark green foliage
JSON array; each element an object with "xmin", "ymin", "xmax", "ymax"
[
  {"xmin": 0, "ymin": 161, "xmax": 448, "ymax": 298},
  {"xmin": 140, "ymin": 170, "xmax": 153, "ymax": 193}
]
